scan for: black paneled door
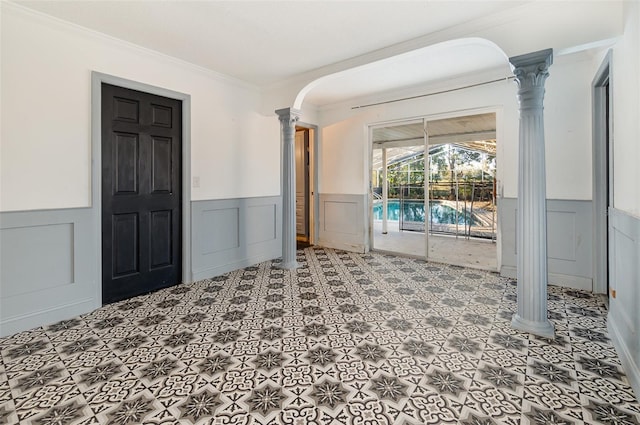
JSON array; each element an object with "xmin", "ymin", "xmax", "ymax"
[{"xmin": 101, "ymin": 83, "xmax": 182, "ymax": 304}]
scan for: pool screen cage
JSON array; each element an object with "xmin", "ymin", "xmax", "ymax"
[{"xmin": 397, "ymin": 182, "xmax": 496, "ymax": 240}]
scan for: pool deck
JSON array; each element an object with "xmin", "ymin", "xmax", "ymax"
[{"xmin": 372, "ymin": 220, "xmax": 498, "ymax": 271}]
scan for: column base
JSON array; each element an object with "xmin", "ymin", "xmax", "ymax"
[
  {"xmin": 511, "ymin": 314, "xmax": 555, "ymax": 339},
  {"xmin": 276, "ymin": 260, "xmax": 300, "ymax": 270}
]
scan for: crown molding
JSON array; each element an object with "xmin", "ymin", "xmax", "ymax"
[{"xmin": 2, "ymin": 1, "xmax": 259, "ymax": 92}]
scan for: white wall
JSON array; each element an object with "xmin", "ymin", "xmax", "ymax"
[
  {"xmin": 545, "ymin": 54, "xmax": 602, "ymax": 201},
  {"xmin": 320, "ymin": 113, "xmax": 372, "ymax": 195},
  {"xmin": 612, "ymin": 1, "xmax": 640, "ymax": 217},
  {"xmin": 0, "ymin": 4, "xmax": 280, "ymax": 212},
  {"xmin": 314, "ymin": 52, "xmax": 596, "ymax": 201}
]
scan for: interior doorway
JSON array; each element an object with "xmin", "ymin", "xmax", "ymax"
[
  {"xmin": 370, "ymin": 112, "xmax": 498, "ymax": 271},
  {"xmin": 592, "ymin": 51, "xmax": 613, "ymax": 296},
  {"xmin": 295, "ymin": 126, "xmax": 317, "ymax": 249}
]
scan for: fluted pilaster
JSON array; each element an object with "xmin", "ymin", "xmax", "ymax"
[
  {"xmin": 276, "ymin": 107, "xmax": 301, "ymax": 269},
  {"xmin": 510, "ymin": 49, "xmax": 555, "ymax": 338}
]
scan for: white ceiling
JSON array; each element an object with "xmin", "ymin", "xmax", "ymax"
[
  {"xmin": 14, "ymin": 1, "xmax": 621, "ymax": 107},
  {"xmin": 16, "ymin": 0, "xmax": 523, "ymax": 88}
]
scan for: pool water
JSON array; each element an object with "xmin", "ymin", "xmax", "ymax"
[{"xmin": 373, "ymin": 200, "xmax": 478, "ymax": 225}]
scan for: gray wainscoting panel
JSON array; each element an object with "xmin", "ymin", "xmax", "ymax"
[
  {"xmin": 201, "ymin": 208, "xmax": 240, "ymax": 254},
  {"xmin": 247, "ymin": 204, "xmax": 277, "ymax": 245},
  {"xmin": 499, "ymin": 198, "xmax": 593, "ymax": 290},
  {"xmin": 2, "ymin": 223, "xmax": 74, "ymax": 297},
  {"xmin": 0, "ymin": 208, "xmax": 98, "ymax": 337},
  {"xmin": 547, "ymin": 211, "xmax": 577, "ymax": 261},
  {"xmin": 607, "ymin": 208, "xmax": 640, "ymax": 402},
  {"xmin": 191, "ymin": 196, "xmax": 281, "ymax": 281},
  {"xmin": 318, "ymin": 194, "xmax": 367, "ymax": 253}
]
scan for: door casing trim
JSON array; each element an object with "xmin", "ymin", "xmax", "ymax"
[
  {"xmin": 592, "ymin": 50, "xmax": 613, "ymax": 295},
  {"xmin": 91, "ymin": 72, "xmax": 192, "ymax": 306}
]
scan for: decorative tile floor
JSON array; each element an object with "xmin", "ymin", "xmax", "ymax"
[{"xmin": 1, "ymin": 247, "xmax": 638, "ymax": 424}]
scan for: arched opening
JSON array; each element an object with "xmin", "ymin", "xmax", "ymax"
[{"xmin": 291, "ymin": 37, "xmax": 510, "ymax": 271}]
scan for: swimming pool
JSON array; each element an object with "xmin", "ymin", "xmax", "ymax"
[{"xmin": 373, "ymin": 200, "xmax": 478, "ymax": 225}]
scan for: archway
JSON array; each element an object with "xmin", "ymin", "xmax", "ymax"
[{"xmin": 278, "ymin": 37, "xmax": 510, "ymax": 271}]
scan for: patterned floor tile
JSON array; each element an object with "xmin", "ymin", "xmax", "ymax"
[{"xmin": 0, "ymin": 247, "xmax": 638, "ymax": 424}]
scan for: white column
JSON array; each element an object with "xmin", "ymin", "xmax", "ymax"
[
  {"xmin": 382, "ymin": 148, "xmax": 388, "ymax": 234},
  {"xmin": 276, "ymin": 107, "xmax": 301, "ymax": 269},
  {"xmin": 510, "ymin": 49, "xmax": 555, "ymax": 339}
]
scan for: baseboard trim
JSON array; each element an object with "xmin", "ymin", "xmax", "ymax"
[
  {"xmin": 192, "ymin": 250, "xmax": 280, "ymax": 282},
  {"xmin": 0, "ymin": 297, "xmax": 96, "ymax": 338},
  {"xmin": 500, "ymin": 266, "xmax": 592, "ymax": 291},
  {"xmin": 317, "ymin": 239, "xmax": 366, "ymax": 253},
  {"xmin": 608, "ymin": 312, "xmax": 640, "ymax": 403}
]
